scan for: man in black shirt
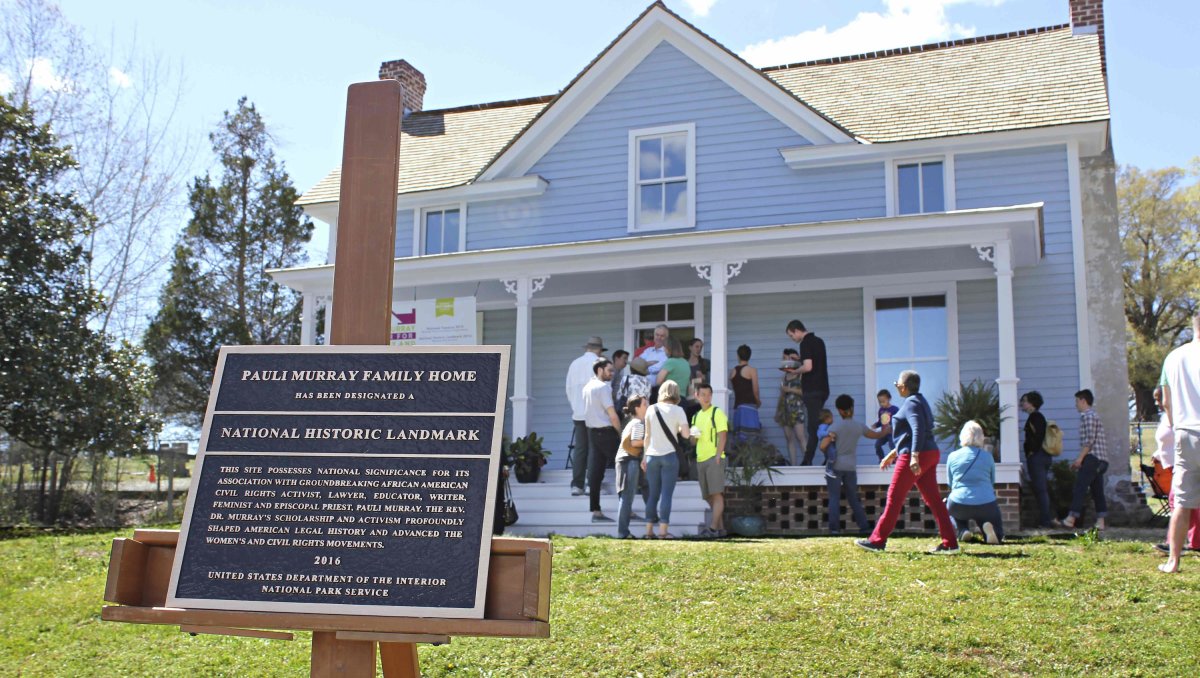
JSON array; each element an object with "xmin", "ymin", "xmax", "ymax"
[{"xmin": 786, "ymin": 319, "xmax": 829, "ymax": 465}]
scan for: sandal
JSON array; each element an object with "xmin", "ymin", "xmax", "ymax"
[{"xmin": 659, "ymin": 532, "xmax": 676, "ymax": 539}]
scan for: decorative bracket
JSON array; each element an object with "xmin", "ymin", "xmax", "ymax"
[
  {"xmin": 971, "ymin": 244, "xmax": 995, "ymax": 263},
  {"xmin": 502, "ymin": 275, "xmax": 550, "ymax": 299},
  {"xmin": 692, "ymin": 260, "xmax": 747, "ymax": 286}
]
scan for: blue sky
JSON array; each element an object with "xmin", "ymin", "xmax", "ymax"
[{"xmin": 49, "ymin": 0, "xmax": 1198, "ymax": 234}]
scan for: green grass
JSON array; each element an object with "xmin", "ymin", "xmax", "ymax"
[{"xmin": 3, "ymin": 531, "xmax": 1199, "ymax": 676}]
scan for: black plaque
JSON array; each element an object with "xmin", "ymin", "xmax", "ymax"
[{"xmin": 167, "ymin": 345, "xmax": 510, "ymax": 618}]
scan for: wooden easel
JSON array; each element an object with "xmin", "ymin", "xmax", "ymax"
[{"xmin": 101, "ymin": 80, "xmax": 551, "ymax": 676}]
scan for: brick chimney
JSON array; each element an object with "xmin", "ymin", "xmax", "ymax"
[
  {"xmin": 1068, "ymin": 0, "xmax": 1106, "ymax": 76},
  {"xmin": 378, "ymin": 59, "xmax": 426, "ymax": 115}
]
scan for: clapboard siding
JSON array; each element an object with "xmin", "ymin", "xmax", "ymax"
[
  {"xmin": 465, "ymin": 41, "xmax": 884, "ymax": 251},
  {"xmin": 482, "ymin": 309, "xmax": 516, "ymax": 440},
  {"xmin": 955, "ymin": 144, "xmax": 1081, "ymax": 444},
  {"xmin": 724, "ymin": 288, "xmax": 876, "ymax": 465},
  {"xmin": 394, "ymin": 210, "xmax": 414, "ymax": 259},
  {"xmin": 957, "ymin": 279, "xmax": 999, "ymax": 385}
]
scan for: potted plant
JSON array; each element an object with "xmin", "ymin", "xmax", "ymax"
[
  {"xmin": 508, "ymin": 432, "xmax": 550, "ymax": 483},
  {"xmin": 723, "ymin": 434, "xmax": 782, "ymax": 536},
  {"xmin": 934, "ymin": 378, "xmax": 1009, "ymax": 457}
]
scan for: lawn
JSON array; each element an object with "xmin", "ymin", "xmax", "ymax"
[{"xmin": 2, "ymin": 529, "xmax": 1198, "ymax": 676}]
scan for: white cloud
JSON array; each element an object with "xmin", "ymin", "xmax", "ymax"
[
  {"xmin": 26, "ymin": 57, "xmax": 72, "ymax": 92},
  {"xmin": 109, "ymin": 66, "xmax": 133, "ymax": 89},
  {"xmin": 682, "ymin": 0, "xmax": 718, "ymax": 18},
  {"xmin": 740, "ymin": 0, "xmax": 1001, "ymax": 67},
  {"xmin": 0, "ymin": 72, "xmax": 12, "ymax": 96}
]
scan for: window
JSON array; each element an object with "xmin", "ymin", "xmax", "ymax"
[
  {"xmin": 631, "ymin": 299, "xmax": 698, "ymax": 350},
  {"xmin": 628, "ymin": 123, "xmax": 695, "ymax": 231},
  {"xmin": 896, "ymin": 160, "xmax": 945, "ymax": 215},
  {"xmin": 872, "ymin": 294, "xmax": 950, "ymax": 408},
  {"xmin": 421, "ymin": 206, "xmax": 463, "ymax": 255}
]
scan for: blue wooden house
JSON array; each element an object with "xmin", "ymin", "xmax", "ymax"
[{"xmin": 273, "ymin": 0, "xmax": 1132, "ymax": 535}]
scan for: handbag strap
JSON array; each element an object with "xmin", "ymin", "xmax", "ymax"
[
  {"xmin": 654, "ymin": 406, "xmax": 680, "ymax": 449},
  {"xmin": 961, "ymin": 448, "xmax": 983, "ymax": 477}
]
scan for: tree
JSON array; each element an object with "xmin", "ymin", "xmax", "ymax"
[
  {"xmin": 145, "ymin": 97, "xmax": 312, "ymax": 427},
  {"xmin": 1119, "ymin": 164, "xmax": 1200, "ymax": 421},
  {"xmin": 0, "ymin": 95, "xmax": 157, "ymax": 524},
  {"xmin": 0, "ymin": 0, "xmax": 191, "ymax": 339}
]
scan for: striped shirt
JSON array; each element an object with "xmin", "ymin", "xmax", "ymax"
[{"xmin": 1079, "ymin": 408, "xmax": 1108, "ymax": 462}]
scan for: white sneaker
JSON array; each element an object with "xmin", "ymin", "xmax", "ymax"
[
  {"xmin": 570, "ymin": 486, "xmax": 584, "ymax": 496},
  {"xmin": 982, "ymin": 522, "xmax": 1000, "ymax": 544}
]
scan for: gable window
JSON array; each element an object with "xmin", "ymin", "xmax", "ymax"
[
  {"xmin": 421, "ymin": 206, "xmax": 464, "ymax": 255},
  {"xmin": 896, "ymin": 160, "xmax": 945, "ymax": 215},
  {"xmin": 628, "ymin": 122, "xmax": 696, "ymax": 232}
]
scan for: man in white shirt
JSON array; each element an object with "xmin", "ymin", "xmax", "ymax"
[
  {"xmin": 638, "ymin": 324, "xmax": 669, "ymax": 395},
  {"xmin": 582, "ymin": 358, "xmax": 622, "ymax": 523},
  {"xmin": 1159, "ymin": 310, "xmax": 1200, "ymax": 574},
  {"xmin": 566, "ymin": 336, "xmax": 605, "ymax": 495}
]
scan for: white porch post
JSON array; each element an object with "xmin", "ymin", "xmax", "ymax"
[
  {"xmin": 981, "ymin": 240, "xmax": 1021, "ymax": 464},
  {"xmin": 503, "ymin": 275, "xmax": 549, "ymax": 437},
  {"xmin": 692, "ymin": 260, "xmax": 745, "ymax": 411},
  {"xmin": 300, "ymin": 292, "xmax": 316, "ymax": 345},
  {"xmin": 323, "ymin": 295, "xmax": 334, "ymax": 344}
]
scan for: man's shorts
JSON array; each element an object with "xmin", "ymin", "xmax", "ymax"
[
  {"xmin": 698, "ymin": 456, "xmax": 725, "ymax": 497},
  {"xmin": 1173, "ymin": 429, "xmax": 1200, "ymax": 509}
]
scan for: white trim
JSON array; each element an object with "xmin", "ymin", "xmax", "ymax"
[
  {"xmin": 623, "ymin": 299, "xmax": 635, "ymax": 359},
  {"xmin": 1066, "ymin": 141, "xmax": 1092, "ymax": 388},
  {"xmin": 781, "ymin": 121, "xmax": 1109, "ymax": 170},
  {"xmin": 300, "ymin": 176, "xmax": 549, "ymax": 215},
  {"xmin": 627, "ymin": 122, "xmax": 697, "ymax": 232},
  {"xmin": 862, "ymin": 282, "xmax": 960, "ymax": 426},
  {"xmin": 479, "ymin": 6, "xmax": 850, "ymax": 181},
  {"xmin": 416, "ymin": 203, "xmax": 467, "ymax": 256},
  {"xmin": 270, "ymin": 205, "xmax": 1042, "ymax": 294},
  {"xmin": 944, "ymin": 154, "xmax": 957, "ymax": 212}
]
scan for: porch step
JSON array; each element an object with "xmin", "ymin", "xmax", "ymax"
[{"xmin": 505, "ymin": 469, "xmax": 709, "ymax": 537}]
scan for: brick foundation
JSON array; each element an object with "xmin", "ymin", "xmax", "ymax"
[{"xmin": 727, "ymin": 482, "xmax": 1021, "ymax": 535}]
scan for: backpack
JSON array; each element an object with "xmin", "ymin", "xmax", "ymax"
[{"xmin": 1043, "ymin": 421, "xmax": 1064, "ymax": 456}]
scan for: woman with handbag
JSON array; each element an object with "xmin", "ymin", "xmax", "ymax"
[
  {"xmin": 642, "ymin": 380, "xmax": 691, "ymax": 539},
  {"xmin": 616, "ymin": 395, "xmax": 648, "ymax": 539}
]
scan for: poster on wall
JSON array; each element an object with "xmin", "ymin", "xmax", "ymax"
[{"xmin": 391, "ymin": 297, "xmax": 477, "ymax": 346}]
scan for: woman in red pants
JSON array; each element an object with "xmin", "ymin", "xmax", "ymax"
[{"xmin": 856, "ymin": 370, "xmax": 960, "ymax": 554}]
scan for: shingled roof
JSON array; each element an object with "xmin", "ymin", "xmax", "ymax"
[{"xmin": 298, "ymin": 25, "xmax": 1108, "ymax": 206}]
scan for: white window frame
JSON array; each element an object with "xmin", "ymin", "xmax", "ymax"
[
  {"xmin": 885, "ymin": 155, "xmax": 955, "ymax": 217},
  {"xmin": 862, "ymin": 280, "xmax": 960, "ymax": 418},
  {"xmin": 627, "ymin": 122, "xmax": 697, "ymax": 233},
  {"xmin": 413, "ymin": 203, "xmax": 467, "ymax": 256},
  {"xmin": 625, "ymin": 296, "xmax": 705, "ymax": 356}
]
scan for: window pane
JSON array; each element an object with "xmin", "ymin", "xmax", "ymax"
[
  {"xmin": 922, "ymin": 162, "xmax": 944, "ymax": 212},
  {"xmin": 639, "ymin": 304, "xmax": 666, "ymax": 323},
  {"xmin": 875, "ymin": 297, "xmax": 910, "ymax": 360},
  {"xmin": 897, "ymin": 163, "xmax": 920, "ymax": 215},
  {"xmin": 639, "ymin": 184, "xmax": 663, "ymax": 224},
  {"xmin": 664, "ymin": 181, "xmax": 687, "ymax": 219},
  {"xmin": 424, "ymin": 211, "xmax": 443, "ymax": 255},
  {"xmin": 912, "ymin": 297, "xmax": 947, "ymax": 357},
  {"xmin": 639, "ymin": 137, "xmax": 662, "ymax": 180},
  {"xmin": 911, "ymin": 360, "xmax": 949, "ymax": 409},
  {"xmin": 667, "ymin": 302, "xmax": 694, "ymax": 321},
  {"xmin": 663, "ymin": 133, "xmax": 686, "ymax": 178},
  {"xmin": 442, "ymin": 209, "xmax": 459, "ymax": 252}
]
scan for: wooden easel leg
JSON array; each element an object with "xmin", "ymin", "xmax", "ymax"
[
  {"xmin": 379, "ymin": 642, "xmax": 420, "ymax": 678},
  {"xmin": 311, "ymin": 631, "xmax": 377, "ymax": 677}
]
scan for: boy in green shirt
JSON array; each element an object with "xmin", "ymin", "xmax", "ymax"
[{"xmin": 692, "ymin": 383, "xmax": 729, "ymax": 538}]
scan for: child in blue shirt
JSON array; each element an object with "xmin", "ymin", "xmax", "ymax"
[
  {"xmin": 873, "ymin": 389, "xmax": 899, "ymax": 460},
  {"xmin": 815, "ymin": 409, "xmax": 834, "ymax": 462}
]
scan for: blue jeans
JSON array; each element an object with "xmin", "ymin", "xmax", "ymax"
[
  {"xmin": 826, "ymin": 468, "xmax": 870, "ymax": 533},
  {"xmin": 616, "ymin": 456, "xmax": 642, "ymax": 538},
  {"xmin": 1027, "ymin": 451, "xmax": 1055, "ymax": 526},
  {"xmin": 645, "ymin": 453, "xmax": 679, "ymax": 525},
  {"xmin": 874, "ymin": 434, "xmax": 892, "ymax": 461},
  {"xmin": 1069, "ymin": 455, "xmax": 1108, "ymax": 519}
]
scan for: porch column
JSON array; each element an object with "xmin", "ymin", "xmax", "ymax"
[
  {"xmin": 692, "ymin": 260, "xmax": 745, "ymax": 411},
  {"xmin": 300, "ymin": 292, "xmax": 317, "ymax": 345},
  {"xmin": 502, "ymin": 275, "xmax": 549, "ymax": 437},
  {"xmin": 980, "ymin": 241, "xmax": 1020, "ymax": 464},
  {"xmin": 323, "ymin": 295, "xmax": 334, "ymax": 344}
]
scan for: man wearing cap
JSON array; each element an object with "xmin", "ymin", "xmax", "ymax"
[{"xmin": 566, "ymin": 336, "xmax": 605, "ymax": 496}]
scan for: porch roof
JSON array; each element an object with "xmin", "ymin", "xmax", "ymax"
[{"xmin": 269, "ymin": 203, "xmax": 1043, "ymax": 295}]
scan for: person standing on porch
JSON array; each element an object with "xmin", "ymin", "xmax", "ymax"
[
  {"xmin": 583, "ymin": 358, "xmax": 622, "ymax": 523},
  {"xmin": 610, "ymin": 349, "xmax": 630, "ymax": 409},
  {"xmin": 566, "ymin": 336, "xmax": 605, "ymax": 496},
  {"xmin": 776, "ymin": 348, "xmax": 807, "ymax": 465},
  {"xmin": 856, "ymin": 370, "xmax": 960, "ymax": 554},
  {"xmin": 785, "ymin": 320, "xmax": 830, "ymax": 465},
  {"xmin": 642, "ymin": 380, "xmax": 690, "ymax": 539},
  {"xmin": 1158, "ymin": 310, "xmax": 1200, "ymax": 574},
  {"xmin": 1062, "ymin": 389, "xmax": 1108, "ymax": 531},
  {"xmin": 730, "ymin": 344, "xmax": 761, "ymax": 436}
]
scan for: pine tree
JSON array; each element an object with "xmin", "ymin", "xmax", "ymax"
[{"xmin": 145, "ymin": 97, "xmax": 312, "ymax": 426}]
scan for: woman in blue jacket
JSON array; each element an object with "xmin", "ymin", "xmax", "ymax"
[
  {"xmin": 946, "ymin": 421, "xmax": 1004, "ymax": 544},
  {"xmin": 855, "ymin": 370, "xmax": 960, "ymax": 554}
]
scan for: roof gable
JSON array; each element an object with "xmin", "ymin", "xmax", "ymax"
[{"xmin": 477, "ymin": 2, "xmax": 853, "ymax": 182}]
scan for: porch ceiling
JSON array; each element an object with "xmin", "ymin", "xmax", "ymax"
[{"xmin": 269, "ymin": 203, "xmax": 1042, "ymax": 296}]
